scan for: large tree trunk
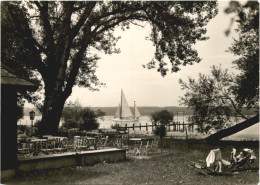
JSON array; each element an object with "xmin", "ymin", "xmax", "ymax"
[
  {"xmin": 40, "ymin": 71, "xmax": 69, "ymax": 135},
  {"xmin": 41, "ymin": 93, "xmax": 67, "ymax": 135},
  {"xmin": 206, "ymin": 114, "xmax": 259, "ymax": 143}
]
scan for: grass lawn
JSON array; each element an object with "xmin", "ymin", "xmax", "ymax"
[{"xmin": 7, "ymin": 139, "xmax": 259, "ymax": 185}]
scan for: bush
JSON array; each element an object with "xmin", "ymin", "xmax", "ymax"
[
  {"xmin": 80, "ymin": 108, "xmax": 103, "ymax": 131},
  {"xmin": 61, "ymin": 100, "xmax": 105, "ymax": 131},
  {"xmin": 62, "ymin": 120, "xmax": 79, "ymax": 129},
  {"xmin": 17, "ymin": 125, "xmax": 31, "ymax": 136},
  {"xmin": 154, "ymin": 125, "xmax": 166, "ymax": 139}
]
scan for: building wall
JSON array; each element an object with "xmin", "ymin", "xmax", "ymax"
[{"xmin": 1, "ymin": 86, "xmax": 17, "ymax": 177}]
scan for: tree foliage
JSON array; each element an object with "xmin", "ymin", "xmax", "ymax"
[
  {"xmin": 151, "ymin": 109, "xmax": 174, "ymax": 126},
  {"xmin": 2, "ymin": 1, "xmax": 217, "ymax": 134},
  {"xmin": 62, "ymin": 100, "xmax": 105, "ymax": 131},
  {"xmin": 1, "ymin": 3, "xmax": 42, "ymax": 112},
  {"xmin": 80, "ymin": 108, "xmax": 105, "ymax": 131},
  {"xmin": 179, "ymin": 65, "xmax": 248, "ymax": 134},
  {"xmin": 151, "ymin": 109, "xmax": 173, "ymax": 138},
  {"xmin": 179, "ymin": 2, "xmax": 259, "ymax": 134},
  {"xmin": 226, "ymin": 1, "xmax": 259, "ymax": 109}
]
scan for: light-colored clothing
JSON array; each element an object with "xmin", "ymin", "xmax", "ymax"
[
  {"xmin": 206, "ymin": 148, "xmax": 223, "ymax": 172},
  {"xmin": 206, "ymin": 148, "xmax": 222, "ymax": 167}
]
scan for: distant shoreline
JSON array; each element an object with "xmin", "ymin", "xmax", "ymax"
[{"xmin": 23, "ymin": 106, "xmax": 258, "ymax": 117}]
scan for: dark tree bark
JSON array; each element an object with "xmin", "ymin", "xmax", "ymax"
[{"xmin": 206, "ymin": 115, "xmax": 259, "ymax": 143}]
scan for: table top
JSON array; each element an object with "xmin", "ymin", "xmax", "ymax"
[
  {"xmin": 31, "ymin": 139, "xmax": 48, "ymax": 142},
  {"xmin": 129, "ymin": 138, "xmax": 154, "ymax": 141},
  {"xmin": 77, "ymin": 136, "xmax": 96, "ymax": 140},
  {"xmin": 86, "ymin": 132, "xmax": 102, "ymax": 137},
  {"xmin": 48, "ymin": 136, "xmax": 67, "ymax": 140}
]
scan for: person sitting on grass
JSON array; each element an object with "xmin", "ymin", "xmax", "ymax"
[{"xmin": 206, "ymin": 148, "xmax": 231, "ymax": 173}]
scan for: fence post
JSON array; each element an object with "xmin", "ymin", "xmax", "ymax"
[
  {"xmin": 133, "ymin": 123, "xmax": 135, "ymax": 130},
  {"xmin": 185, "ymin": 126, "xmax": 189, "ymax": 151},
  {"xmin": 128, "ymin": 128, "xmax": 129, "ymax": 147},
  {"xmin": 183, "ymin": 121, "xmax": 184, "ymax": 132},
  {"xmin": 140, "ymin": 123, "xmax": 141, "ymax": 130},
  {"xmin": 146, "ymin": 123, "xmax": 148, "ymax": 131}
]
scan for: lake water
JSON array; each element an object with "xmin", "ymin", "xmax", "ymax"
[{"xmin": 18, "ymin": 115, "xmax": 259, "ymax": 140}]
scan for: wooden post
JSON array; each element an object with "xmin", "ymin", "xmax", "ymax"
[
  {"xmin": 128, "ymin": 128, "xmax": 129, "ymax": 147},
  {"xmin": 183, "ymin": 121, "xmax": 184, "ymax": 132},
  {"xmin": 133, "ymin": 123, "xmax": 135, "ymax": 130},
  {"xmin": 185, "ymin": 126, "xmax": 189, "ymax": 151},
  {"xmin": 146, "ymin": 123, "xmax": 148, "ymax": 131},
  {"xmin": 140, "ymin": 123, "xmax": 141, "ymax": 130}
]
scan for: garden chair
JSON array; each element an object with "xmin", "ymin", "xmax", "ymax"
[
  {"xmin": 133, "ymin": 140, "xmax": 142, "ymax": 156},
  {"xmin": 228, "ymin": 148, "xmax": 256, "ymax": 172},
  {"xmin": 97, "ymin": 136, "xmax": 109, "ymax": 149},
  {"xmin": 121, "ymin": 135, "xmax": 129, "ymax": 150},
  {"xmin": 63, "ymin": 138, "xmax": 74, "ymax": 151},
  {"xmin": 151, "ymin": 138, "xmax": 159, "ymax": 148},
  {"xmin": 140, "ymin": 140, "xmax": 152, "ymax": 156},
  {"xmin": 17, "ymin": 142, "xmax": 32, "ymax": 157},
  {"xmin": 74, "ymin": 138, "xmax": 89, "ymax": 152},
  {"xmin": 40, "ymin": 139, "xmax": 55, "ymax": 155},
  {"xmin": 53, "ymin": 137, "xmax": 67, "ymax": 153}
]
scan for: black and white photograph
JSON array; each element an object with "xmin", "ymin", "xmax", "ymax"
[{"xmin": 1, "ymin": 1, "xmax": 259, "ymax": 184}]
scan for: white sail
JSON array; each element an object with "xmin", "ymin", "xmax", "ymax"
[
  {"xmin": 114, "ymin": 90, "xmax": 141, "ymax": 126},
  {"xmin": 120, "ymin": 90, "xmax": 133, "ymax": 119},
  {"xmin": 114, "ymin": 104, "xmax": 121, "ymax": 118}
]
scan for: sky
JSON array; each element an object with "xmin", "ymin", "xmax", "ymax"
[{"xmin": 27, "ymin": 1, "xmax": 240, "ymax": 108}]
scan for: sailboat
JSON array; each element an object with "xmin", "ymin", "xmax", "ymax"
[{"xmin": 113, "ymin": 90, "xmax": 141, "ymax": 126}]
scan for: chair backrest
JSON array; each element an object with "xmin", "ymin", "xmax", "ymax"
[
  {"xmin": 103, "ymin": 136, "xmax": 109, "ymax": 146},
  {"xmin": 152, "ymin": 139, "xmax": 159, "ymax": 147},
  {"xmin": 237, "ymin": 149, "xmax": 256, "ymax": 164},
  {"xmin": 231, "ymin": 148, "xmax": 237, "ymax": 162}
]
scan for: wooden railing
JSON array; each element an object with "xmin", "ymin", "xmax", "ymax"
[{"xmin": 117, "ymin": 121, "xmax": 196, "ymax": 133}]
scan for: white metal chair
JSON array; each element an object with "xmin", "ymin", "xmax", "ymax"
[{"xmin": 97, "ymin": 136, "xmax": 109, "ymax": 149}]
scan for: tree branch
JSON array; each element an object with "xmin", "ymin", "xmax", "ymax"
[
  {"xmin": 92, "ymin": 14, "xmax": 148, "ymax": 39},
  {"xmin": 63, "ymin": 24, "xmax": 91, "ymax": 98},
  {"xmin": 35, "ymin": 1, "xmax": 55, "ymax": 62},
  {"xmin": 70, "ymin": 2, "xmax": 97, "ymax": 40},
  {"xmin": 224, "ymin": 95, "xmax": 249, "ymax": 120},
  {"xmin": 6, "ymin": 3, "xmax": 46, "ymax": 74}
]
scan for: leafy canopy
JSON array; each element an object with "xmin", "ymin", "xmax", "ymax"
[
  {"xmin": 3, "ymin": 1, "xmax": 218, "ymax": 98},
  {"xmin": 226, "ymin": 1, "xmax": 259, "ymax": 109},
  {"xmin": 179, "ymin": 65, "xmax": 247, "ymax": 134}
]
